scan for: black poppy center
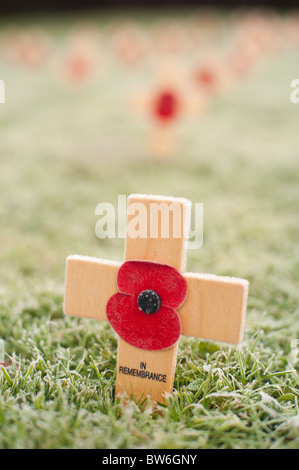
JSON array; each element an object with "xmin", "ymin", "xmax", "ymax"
[{"xmin": 137, "ymin": 290, "xmax": 161, "ymax": 314}]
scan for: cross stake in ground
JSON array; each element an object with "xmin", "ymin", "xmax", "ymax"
[{"xmin": 64, "ymin": 194, "xmax": 249, "ymax": 405}]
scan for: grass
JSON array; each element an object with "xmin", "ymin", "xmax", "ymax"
[{"xmin": 0, "ymin": 9, "xmax": 299, "ymax": 449}]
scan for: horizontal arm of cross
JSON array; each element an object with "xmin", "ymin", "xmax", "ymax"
[
  {"xmin": 64, "ymin": 255, "xmax": 120, "ymax": 321},
  {"xmin": 64, "ymin": 255, "xmax": 248, "ymax": 345},
  {"xmin": 180, "ymin": 272, "xmax": 248, "ymax": 344}
]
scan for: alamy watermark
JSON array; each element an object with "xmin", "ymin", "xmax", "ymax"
[
  {"xmin": 0, "ymin": 340, "xmax": 5, "ymax": 364},
  {"xmin": 0, "ymin": 339, "xmax": 10, "ymax": 368},
  {"xmin": 95, "ymin": 195, "xmax": 203, "ymax": 250},
  {"xmin": 0, "ymin": 80, "xmax": 5, "ymax": 104},
  {"xmin": 290, "ymin": 79, "xmax": 299, "ymax": 104}
]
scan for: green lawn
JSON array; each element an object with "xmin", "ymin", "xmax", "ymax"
[{"xmin": 0, "ymin": 9, "xmax": 299, "ymax": 449}]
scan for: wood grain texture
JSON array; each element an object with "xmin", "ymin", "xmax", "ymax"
[
  {"xmin": 125, "ymin": 194, "xmax": 191, "ymax": 272},
  {"xmin": 180, "ymin": 273, "xmax": 249, "ymax": 344},
  {"xmin": 115, "ymin": 194, "xmax": 191, "ymax": 404},
  {"xmin": 64, "ymin": 255, "xmax": 121, "ymax": 321}
]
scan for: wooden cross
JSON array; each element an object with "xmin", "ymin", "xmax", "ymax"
[
  {"xmin": 59, "ymin": 35, "xmax": 100, "ymax": 87},
  {"xmin": 130, "ymin": 61, "xmax": 208, "ymax": 159},
  {"xmin": 0, "ymin": 27, "xmax": 51, "ymax": 68},
  {"xmin": 0, "ymin": 340, "xmax": 9, "ymax": 368},
  {"xmin": 64, "ymin": 194, "xmax": 249, "ymax": 405}
]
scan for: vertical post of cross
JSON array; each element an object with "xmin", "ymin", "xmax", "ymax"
[
  {"xmin": 0, "ymin": 80, "xmax": 5, "ymax": 104},
  {"xmin": 64, "ymin": 193, "xmax": 249, "ymax": 406},
  {"xmin": 0, "ymin": 339, "xmax": 7, "ymax": 367},
  {"xmin": 115, "ymin": 194, "xmax": 190, "ymax": 404}
]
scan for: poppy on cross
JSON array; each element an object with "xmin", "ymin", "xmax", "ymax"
[{"xmin": 64, "ymin": 194, "xmax": 249, "ymax": 405}]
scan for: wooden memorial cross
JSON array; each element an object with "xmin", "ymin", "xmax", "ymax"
[
  {"xmin": 64, "ymin": 194, "xmax": 249, "ymax": 405},
  {"xmin": 130, "ymin": 63, "xmax": 208, "ymax": 159},
  {"xmin": 0, "ymin": 340, "xmax": 9, "ymax": 368}
]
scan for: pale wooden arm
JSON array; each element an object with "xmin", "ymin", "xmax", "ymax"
[
  {"xmin": 180, "ymin": 272, "xmax": 249, "ymax": 344},
  {"xmin": 64, "ymin": 255, "xmax": 121, "ymax": 321}
]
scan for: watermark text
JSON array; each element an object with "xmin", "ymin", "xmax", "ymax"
[
  {"xmin": 95, "ymin": 195, "xmax": 203, "ymax": 250},
  {"xmin": 0, "ymin": 80, "xmax": 5, "ymax": 104},
  {"xmin": 290, "ymin": 79, "xmax": 299, "ymax": 104}
]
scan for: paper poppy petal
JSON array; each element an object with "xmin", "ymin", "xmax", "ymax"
[
  {"xmin": 117, "ymin": 261, "xmax": 187, "ymax": 309},
  {"xmin": 106, "ymin": 292, "xmax": 181, "ymax": 351}
]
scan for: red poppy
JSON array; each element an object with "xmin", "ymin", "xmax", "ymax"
[
  {"xmin": 67, "ymin": 56, "xmax": 91, "ymax": 79},
  {"xmin": 196, "ymin": 68, "xmax": 216, "ymax": 89},
  {"xmin": 63, "ymin": 53, "xmax": 96, "ymax": 83},
  {"xmin": 106, "ymin": 260, "xmax": 187, "ymax": 351},
  {"xmin": 153, "ymin": 89, "xmax": 180, "ymax": 122}
]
